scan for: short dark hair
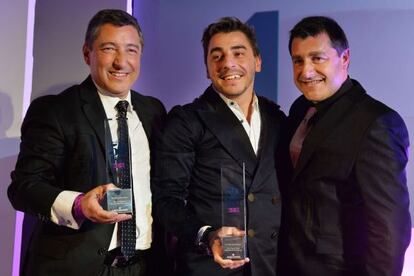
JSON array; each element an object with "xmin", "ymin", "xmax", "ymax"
[
  {"xmin": 84, "ymin": 9, "xmax": 143, "ymax": 50},
  {"xmin": 288, "ymin": 16, "xmax": 348, "ymax": 56},
  {"xmin": 201, "ymin": 17, "xmax": 260, "ymax": 63}
]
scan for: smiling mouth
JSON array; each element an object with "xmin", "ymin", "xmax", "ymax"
[
  {"xmin": 300, "ymin": 78, "xmax": 324, "ymax": 85},
  {"xmin": 110, "ymin": 72, "xmax": 128, "ymax": 78},
  {"xmin": 221, "ymin": 74, "xmax": 242, "ymax": 80}
]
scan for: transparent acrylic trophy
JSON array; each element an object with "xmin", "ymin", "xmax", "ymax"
[
  {"xmin": 221, "ymin": 163, "xmax": 247, "ymax": 260},
  {"xmin": 101, "ymin": 119, "xmax": 133, "ymax": 214}
]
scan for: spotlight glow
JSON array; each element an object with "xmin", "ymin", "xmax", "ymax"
[{"xmin": 402, "ymin": 229, "xmax": 414, "ymax": 276}]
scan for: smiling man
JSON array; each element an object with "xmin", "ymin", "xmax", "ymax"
[
  {"xmin": 8, "ymin": 9, "xmax": 168, "ymax": 276},
  {"xmin": 280, "ymin": 16, "xmax": 411, "ymax": 276},
  {"xmin": 153, "ymin": 17, "xmax": 286, "ymax": 276}
]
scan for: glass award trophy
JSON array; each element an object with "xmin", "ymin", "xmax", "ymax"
[
  {"xmin": 221, "ymin": 163, "xmax": 247, "ymax": 260},
  {"xmin": 101, "ymin": 119, "xmax": 133, "ymax": 214}
]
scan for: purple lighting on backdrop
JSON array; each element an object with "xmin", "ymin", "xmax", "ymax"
[
  {"xmin": 12, "ymin": 213, "xmax": 24, "ymax": 276},
  {"xmin": 127, "ymin": 0, "xmax": 132, "ymax": 14},
  {"xmin": 12, "ymin": 0, "xmax": 36, "ymax": 275}
]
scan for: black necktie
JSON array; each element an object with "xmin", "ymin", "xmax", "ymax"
[
  {"xmin": 289, "ymin": 106, "xmax": 317, "ymax": 168},
  {"xmin": 115, "ymin": 100, "xmax": 136, "ymax": 259}
]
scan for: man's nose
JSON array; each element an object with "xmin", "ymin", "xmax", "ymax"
[
  {"xmin": 301, "ymin": 60, "xmax": 315, "ymax": 78},
  {"xmin": 222, "ymin": 55, "xmax": 236, "ymax": 69},
  {"xmin": 113, "ymin": 51, "xmax": 127, "ymax": 69}
]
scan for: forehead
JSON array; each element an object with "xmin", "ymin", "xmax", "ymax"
[
  {"xmin": 208, "ymin": 31, "xmax": 252, "ymax": 52},
  {"xmin": 291, "ymin": 32, "xmax": 334, "ymax": 55},
  {"xmin": 94, "ymin": 23, "xmax": 141, "ymax": 45}
]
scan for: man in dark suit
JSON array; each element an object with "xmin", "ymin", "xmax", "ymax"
[
  {"xmin": 281, "ymin": 16, "xmax": 411, "ymax": 275},
  {"xmin": 8, "ymin": 9, "xmax": 167, "ymax": 276},
  {"xmin": 153, "ymin": 17, "xmax": 286, "ymax": 276}
]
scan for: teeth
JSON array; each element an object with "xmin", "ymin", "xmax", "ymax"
[
  {"xmin": 224, "ymin": 75, "xmax": 241, "ymax": 80},
  {"xmin": 302, "ymin": 79, "xmax": 322, "ymax": 84},
  {"xmin": 111, "ymin": 72, "xmax": 127, "ymax": 77}
]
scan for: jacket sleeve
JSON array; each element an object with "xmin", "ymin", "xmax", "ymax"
[
  {"xmin": 152, "ymin": 105, "xmax": 204, "ymax": 245},
  {"xmin": 355, "ymin": 110, "xmax": 411, "ymax": 275},
  {"xmin": 8, "ymin": 96, "xmax": 65, "ymax": 221}
]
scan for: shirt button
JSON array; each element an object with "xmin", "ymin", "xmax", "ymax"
[
  {"xmin": 247, "ymin": 193, "xmax": 255, "ymax": 202},
  {"xmin": 248, "ymin": 229, "xmax": 255, "ymax": 238}
]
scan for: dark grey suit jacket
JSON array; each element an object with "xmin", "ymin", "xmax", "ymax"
[
  {"xmin": 8, "ymin": 76, "xmax": 166, "ymax": 276},
  {"xmin": 281, "ymin": 79, "xmax": 411, "ymax": 276},
  {"xmin": 153, "ymin": 86, "xmax": 286, "ymax": 276}
]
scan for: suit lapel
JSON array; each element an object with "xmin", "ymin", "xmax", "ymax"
[
  {"xmin": 292, "ymin": 84, "xmax": 364, "ymax": 182},
  {"xmin": 79, "ymin": 78, "xmax": 154, "ymax": 149},
  {"xmin": 131, "ymin": 92, "xmax": 152, "ymax": 140},
  {"xmin": 249, "ymin": 98, "xmax": 271, "ymax": 189},
  {"xmin": 196, "ymin": 87, "xmax": 257, "ymax": 176},
  {"xmin": 249, "ymin": 98, "xmax": 285, "ymax": 192},
  {"xmin": 79, "ymin": 77, "xmax": 107, "ymax": 153}
]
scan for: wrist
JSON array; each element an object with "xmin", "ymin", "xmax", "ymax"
[{"xmin": 72, "ymin": 193, "xmax": 86, "ymax": 224}]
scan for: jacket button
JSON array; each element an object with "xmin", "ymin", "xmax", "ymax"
[
  {"xmin": 98, "ymin": 248, "xmax": 107, "ymax": 256},
  {"xmin": 247, "ymin": 193, "xmax": 255, "ymax": 202},
  {"xmin": 271, "ymin": 196, "xmax": 280, "ymax": 205},
  {"xmin": 247, "ymin": 229, "xmax": 255, "ymax": 238},
  {"xmin": 271, "ymin": 231, "xmax": 278, "ymax": 239}
]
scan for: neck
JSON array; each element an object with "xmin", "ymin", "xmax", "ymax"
[
  {"xmin": 224, "ymin": 90, "xmax": 254, "ymax": 122},
  {"xmin": 92, "ymin": 80, "xmax": 129, "ymax": 99},
  {"xmin": 238, "ymin": 92, "xmax": 254, "ymax": 122}
]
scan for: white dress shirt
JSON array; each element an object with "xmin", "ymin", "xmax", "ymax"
[{"xmin": 217, "ymin": 92, "xmax": 261, "ymax": 155}]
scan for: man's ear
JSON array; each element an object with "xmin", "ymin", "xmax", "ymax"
[
  {"xmin": 82, "ymin": 43, "xmax": 91, "ymax": 65},
  {"xmin": 206, "ymin": 67, "xmax": 211, "ymax": 80},
  {"xmin": 341, "ymin": 48, "xmax": 350, "ymax": 70},
  {"xmin": 255, "ymin": 55, "xmax": 262, "ymax": 73}
]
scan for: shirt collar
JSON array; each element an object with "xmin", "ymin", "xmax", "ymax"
[
  {"xmin": 313, "ymin": 76, "xmax": 352, "ymax": 113},
  {"xmin": 94, "ymin": 82, "xmax": 133, "ymax": 115},
  {"xmin": 303, "ymin": 77, "xmax": 353, "ymax": 126},
  {"xmin": 213, "ymin": 86, "xmax": 259, "ymax": 112}
]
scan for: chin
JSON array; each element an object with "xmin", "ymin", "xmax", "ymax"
[
  {"xmin": 222, "ymin": 90, "xmax": 244, "ymax": 97},
  {"xmin": 302, "ymin": 92, "xmax": 321, "ymax": 102},
  {"xmin": 106, "ymin": 88, "xmax": 128, "ymax": 97}
]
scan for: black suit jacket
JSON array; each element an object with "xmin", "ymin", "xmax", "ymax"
[
  {"xmin": 153, "ymin": 86, "xmax": 286, "ymax": 276},
  {"xmin": 8, "ymin": 76, "xmax": 166, "ymax": 276},
  {"xmin": 281, "ymin": 79, "xmax": 411, "ymax": 276}
]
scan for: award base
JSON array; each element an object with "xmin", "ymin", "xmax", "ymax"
[
  {"xmin": 102, "ymin": 188, "xmax": 133, "ymax": 214},
  {"xmin": 222, "ymin": 236, "xmax": 246, "ymax": 260}
]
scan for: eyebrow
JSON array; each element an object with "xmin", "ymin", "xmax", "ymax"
[
  {"xmin": 291, "ymin": 50, "xmax": 326, "ymax": 59},
  {"xmin": 209, "ymin": 44, "xmax": 247, "ymax": 55},
  {"xmin": 99, "ymin": 42, "xmax": 141, "ymax": 50},
  {"xmin": 291, "ymin": 54, "xmax": 302, "ymax": 60},
  {"xmin": 99, "ymin": 42, "xmax": 116, "ymax": 48},
  {"xmin": 308, "ymin": 51, "xmax": 326, "ymax": 56},
  {"xmin": 230, "ymin": 45, "xmax": 247, "ymax": 51}
]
